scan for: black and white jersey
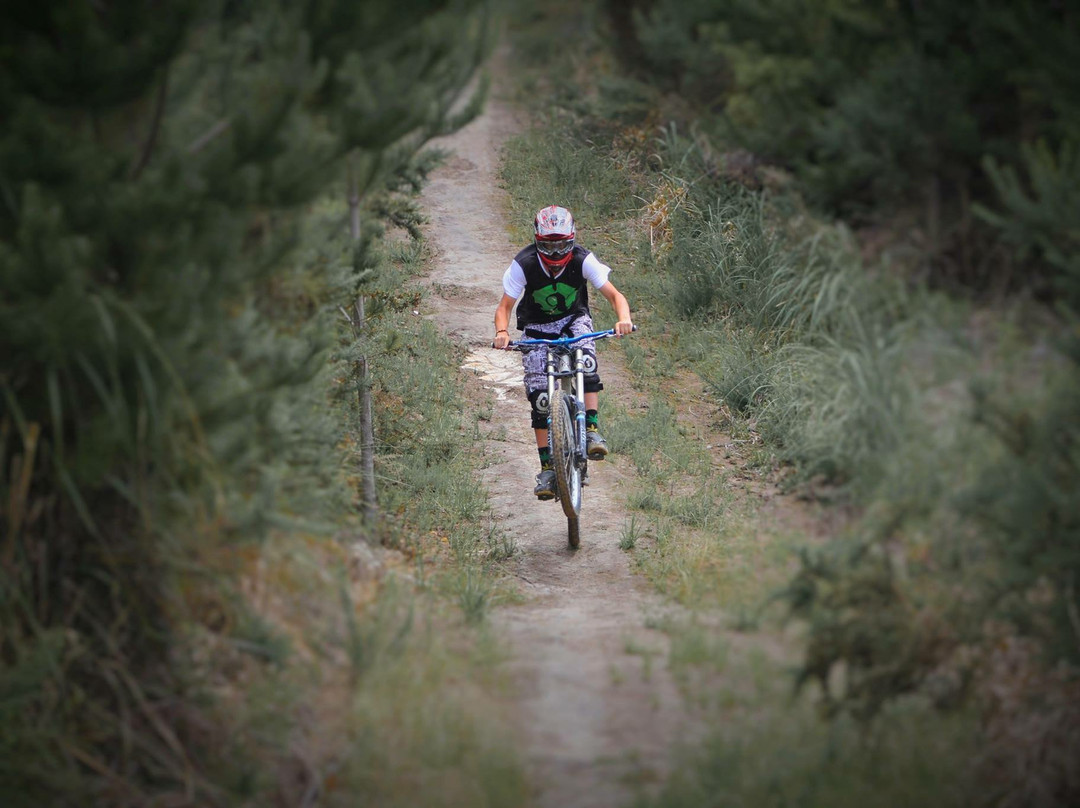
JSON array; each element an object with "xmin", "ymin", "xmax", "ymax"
[{"xmin": 502, "ymin": 244, "xmax": 612, "ymax": 331}]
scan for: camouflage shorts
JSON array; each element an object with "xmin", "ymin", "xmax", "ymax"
[{"xmin": 520, "ymin": 313, "xmax": 601, "ymax": 396}]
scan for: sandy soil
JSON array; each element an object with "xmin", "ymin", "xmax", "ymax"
[{"xmin": 419, "ymin": 89, "xmax": 690, "ymax": 807}]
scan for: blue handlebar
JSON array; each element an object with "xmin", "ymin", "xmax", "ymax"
[
  {"xmin": 512, "ymin": 328, "xmax": 619, "ymax": 348},
  {"xmin": 491, "ymin": 326, "xmax": 636, "ymax": 351}
]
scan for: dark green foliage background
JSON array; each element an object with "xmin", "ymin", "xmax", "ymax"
[
  {"xmin": 626, "ymin": 0, "xmax": 1080, "ymax": 299},
  {"xmin": 600, "ymin": 3, "xmax": 1080, "ymax": 724},
  {"xmin": 509, "ymin": 2, "xmax": 1080, "ymax": 803},
  {"xmin": 0, "ymin": 0, "xmax": 492, "ymax": 802}
]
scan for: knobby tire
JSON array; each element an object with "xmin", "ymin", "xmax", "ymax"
[{"xmin": 550, "ymin": 387, "xmax": 582, "ymax": 548}]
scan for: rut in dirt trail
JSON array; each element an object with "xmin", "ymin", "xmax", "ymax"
[{"xmin": 418, "ymin": 88, "xmax": 689, "ymax": 807}]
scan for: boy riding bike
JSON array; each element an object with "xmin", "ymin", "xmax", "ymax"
[{"xmin": 493, "ymin": 205, "xmax": 634, "ymax": 499}]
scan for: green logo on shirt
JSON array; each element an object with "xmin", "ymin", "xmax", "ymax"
[{"xmin": 533, "ymin": 282, "xmax": 578, "ymax": 315}]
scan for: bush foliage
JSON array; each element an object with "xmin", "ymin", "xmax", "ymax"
[
  {"xmin": 626, "ymin": 0, "xmax": 1080, "ymax": 295},
  {"xmin": 0, "ymin": 0, "xmax": 493, "ymax": 802},
  {"xmin": 505, "ymin": 2, "xmax": 1080, "ymax": 803}
]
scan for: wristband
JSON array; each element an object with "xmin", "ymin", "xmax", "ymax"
[{"xmin": 496, "ymin": 329, "xmax": 508, "ymax": 335}]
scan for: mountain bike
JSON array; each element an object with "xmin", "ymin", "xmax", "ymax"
[{"xmin": 505, "ymin": 328, "xmax": 633, "ymax": 549}]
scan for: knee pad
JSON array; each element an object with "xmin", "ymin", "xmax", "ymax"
[
  {"xmin": 581, "ymin": 352, "xmax": 603, "ymax": 393},
  {"xmin": 528, "ymin": 389, "xmax": 550, "ymax": 430}
]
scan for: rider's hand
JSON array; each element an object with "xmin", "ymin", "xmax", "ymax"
[
  {"xmin": 494, "ymin": 330, "xmax": 511, "ymax": 349},
  {"xmin": 614, "ymin": 320, "xmax": 634, "ymax": 337}
]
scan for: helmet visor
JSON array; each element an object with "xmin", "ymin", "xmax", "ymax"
[{"xmin": 536, "ymin": 237, "xmax": 574, "ymax": 259}]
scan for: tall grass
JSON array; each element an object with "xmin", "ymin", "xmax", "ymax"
[
  {"xmin": 500, "ymin": 10, "xmax": 1080, "ymax": 803},
  {"xmin": 0, "ymin": 193, "xmax": 523, "ymax": 806},
  {"xmin": 498, "ymin": 118, "xmax": 637, "ymax": 252},
  {"xmin": 235, "ymin": 223, "xmax": 526, "ymax": 804},
  {"xmin": 641, "ymin": 699, "xmax": 978, "ymax": 808},
  {"xmin": 344, "ymin": 236, "xmax": 514, "ymax": 627},
  {"xmin": 762, "ymin": 317, "xmax": 918, "ymax": 492},
  {"xmin": 326, "ymin": 578, "xmax": 526, "ymax": 807},
  {"xmin": 646, "ymin": 77, "xmax": 1080, "ymax": 808},
  {"xmin": 331, "ymin": 621, "xmax": 525, "ymax": 808},
  {"xmin": 660, "ymin": 195, "xmax": 861, "ymax": 333}
]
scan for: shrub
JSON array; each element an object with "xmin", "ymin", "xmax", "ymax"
[
  {"xmin": 0, "ymin": 0, "xmax": 492, "ymax": 800},
  {"xmin": 978, "ymin": 140, "xmax": 1080, "ymax": 307}
]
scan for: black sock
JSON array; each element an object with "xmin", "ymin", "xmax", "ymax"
[
  {"xmin": 538, "ymin": 446, "xmax": 552, "ymax": 469},
  {"xmin": 586, "ymin": 409, "xmax": 598, "ymax": 430}
]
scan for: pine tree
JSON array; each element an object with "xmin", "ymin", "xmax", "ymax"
[
  {"xmin": 628, "ymin": 0, "xmax": 1080, "ymax": 288},
  {"xmin": 0, "ymin": 1, "xmax": 493, "ymax": 801}
]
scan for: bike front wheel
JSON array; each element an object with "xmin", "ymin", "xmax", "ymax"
[
  {"xmin": 550, "ymin": 387, "xmax": 583, "ymax": 521},
  {"xmin": 566, "ymin": 515, "xmax": 580, "ymax": 549}
]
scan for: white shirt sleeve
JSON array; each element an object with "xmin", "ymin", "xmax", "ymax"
[
  {"xmin": 502, "ymin": 260, "xmax": 527, "ymax": 299},
  {"xmin": 582, "ymin": 252, "xmax": 612, "ymax": 289}
]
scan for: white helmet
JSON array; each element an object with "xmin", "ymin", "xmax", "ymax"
[{"xmin": 534, "ymin": 205, "xmax": 575, "ymax": 270}]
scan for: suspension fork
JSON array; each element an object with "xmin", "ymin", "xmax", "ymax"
[
  {"xmin": 573, "ymin": 346, "xmax": 587, "ymax": 461},
  {"xmin": 544, "ymin": 347, "xmax": 587, "ymax": 464},
  {"xmin": 545, "ymin": 347, "xmax": 557, "ymax": 442}
]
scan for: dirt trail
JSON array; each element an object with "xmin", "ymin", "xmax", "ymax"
[{"xmin": 419, "ymin": 90, "xmax": 688, "ymax": 806}]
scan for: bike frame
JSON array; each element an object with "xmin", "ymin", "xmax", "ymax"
[
  {"xmin": 502, "ymin": 327, "xmax": 630, "ymax": 548},
  {"xmin": 512, "ymin": 329, "xmax": 617, "ymax": 475},
  {"xmin": 546, "ymin": 344, "xmax": 586, "ymax": 470}
]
